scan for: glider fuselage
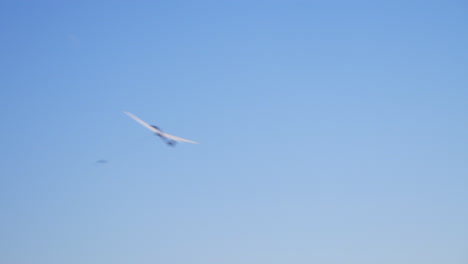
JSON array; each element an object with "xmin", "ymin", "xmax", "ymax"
[{"xmin": 150, "ymin": 125, "xmax": 177, "ymax": 146}]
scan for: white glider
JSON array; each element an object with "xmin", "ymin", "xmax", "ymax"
[{"xmin": 124, "ymin": 112, "xmax": 198, "ymax": 146}]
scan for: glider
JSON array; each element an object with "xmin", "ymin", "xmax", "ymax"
[{"xmin": 124, "ymin": 112, "xmax": 198, "ymax": 146}]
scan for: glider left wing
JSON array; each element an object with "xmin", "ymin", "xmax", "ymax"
[{"xmin": 124, "ymin": 112, "xmax": 161, "ymax": 134}]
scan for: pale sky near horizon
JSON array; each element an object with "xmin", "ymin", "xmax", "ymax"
[{"xmin": 1, "ymin": 1, "xmax": 467, "ymax": 263}]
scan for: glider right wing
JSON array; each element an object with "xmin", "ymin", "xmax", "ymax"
[{"xmin": 162, "ymin": 133, "xmax": 199, "ymax": 144}]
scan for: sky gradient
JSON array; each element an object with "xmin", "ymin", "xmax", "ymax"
[{"xmin": 1, "ymin": 1, "xmax": 467, "ymax": 263}]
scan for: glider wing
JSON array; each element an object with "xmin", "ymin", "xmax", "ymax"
[
  {"xmin": 124, "ymin": 112, "xmax": 161, "ymax": 134},
  {"xmin": 162, "ymin": 133, "xmax": 199, "ymax": 144},
  {"xmin": 125, "ymin": 111, "xmax": 199, "ymax": 144}
]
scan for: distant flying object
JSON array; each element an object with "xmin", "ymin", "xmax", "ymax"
[
  {"xmin": 124, "ymin": 112, "xmax": 199, "ymax": 147},
  {"xmin": 96, "ymin": 159, "xmax": 108, "ymax": 164}
]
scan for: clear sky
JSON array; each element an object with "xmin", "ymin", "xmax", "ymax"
[{"xmin": 1, "ymin": 0, "xmax": 467, "ymax": 263}]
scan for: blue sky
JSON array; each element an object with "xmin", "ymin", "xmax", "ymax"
[{"xmin": 1, "ymin": 1, "xmax": 467, "ymax": 263}]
